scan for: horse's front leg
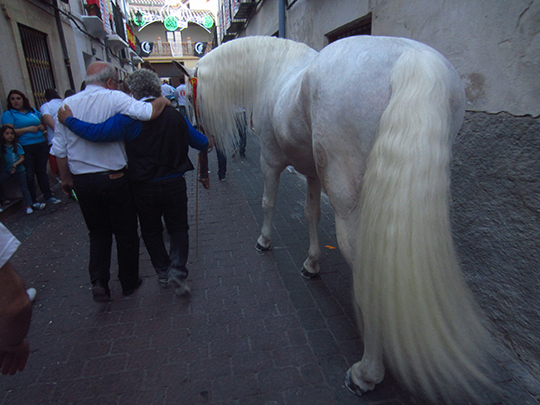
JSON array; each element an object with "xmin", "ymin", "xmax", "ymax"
[
  {"xmin": 255, "ymin": 163, "xmax": 283, "ymax": 251},
  {"xmin": 300, "ymin": 175, "xmax": 321, "ymax": 279}
]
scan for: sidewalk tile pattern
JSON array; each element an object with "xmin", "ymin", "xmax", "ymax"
[{"xmin": 0, "ymin": 136, "xmax": 539, "ymax": 404}]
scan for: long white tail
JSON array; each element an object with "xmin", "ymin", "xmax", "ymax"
[{"xmin": 355, "ymin": 47, "xmax": 493, "ymax": 401}]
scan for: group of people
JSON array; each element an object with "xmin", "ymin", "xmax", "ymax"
[
  {"xmin": 0, "ymin": 89, "xmax": 65, "ymax": 214},
  {"xmin": 0, "ymin": 63, "xmax": 213, "ymax": 375},
  {"xmin": 50, "ymin": 62, "xmax": 208, "ymax": 302}
]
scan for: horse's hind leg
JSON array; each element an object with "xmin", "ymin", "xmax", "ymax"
[
  {"xmin": 300, "ymin": 175, "xmax": 321, "ymax": 279},
  {"xmin": 255, "ymin": 163, "xmax": 283, "ymax": 251},
  {"xmin": 345, "ymin": 325, "xmax": 385, "ymax": 396}
]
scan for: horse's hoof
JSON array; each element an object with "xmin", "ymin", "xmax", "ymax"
[
  {"xmin": 255, "ymin": 242, "xmax": 271, "ymax": 252},
  {"xmin": 344, "ymin": 369, "xmax": 365, "ymax": 397},
  {"xmin": 300, "ymin": 266, "xmax": 319, "ymax": 279}
]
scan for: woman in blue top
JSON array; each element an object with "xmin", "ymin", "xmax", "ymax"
[{"xmin": 1, "ymin": 90, "xmax": 60, "ymax": 209}]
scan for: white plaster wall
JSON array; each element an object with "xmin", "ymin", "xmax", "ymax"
[
  {"xmin": 371, "ymin": 0, "xmax": 540, "ymax": 116},
  {"xmin": 243, "ymin": 0, "xmax": 279, "ymax": 37},
  {"xmin": 240, "ymin": 0, "xmax": 539, "ymax": 116},
  {"xmin": 286, "ymin": 0, "xmax": 370, "ymax": 51},
  {"xmin": 0, "ymin": 0, "xmax": 83, "ymax": 107}
]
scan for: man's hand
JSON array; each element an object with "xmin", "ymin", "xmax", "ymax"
[
  {"xmin": 55, "ymin": 157, "xmax": 74, "ymax": 196},
  {"xmin": 57, "ymin": 105, "xmax": 74, "ymax": 125},
  {"xmin": 0, "ymin": 339, "xmax": 29, "ymax": 375}
]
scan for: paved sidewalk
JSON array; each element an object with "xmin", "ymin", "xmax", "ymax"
[{"xmin": 0, "ymin": 138, "xmax": 539, "ymax": 404}]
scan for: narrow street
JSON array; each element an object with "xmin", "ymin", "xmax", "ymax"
[{"xmin": 0, "ymin": 138, "xmax": 539, "ymax": 404}]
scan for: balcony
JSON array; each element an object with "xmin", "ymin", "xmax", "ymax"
[
  {"xmin": 107, "ymin": 33, "xmax": 130, "ymax": 53},
  {"xmin": 81, "ymin": 15, "xmax": 108, "ymax": 39},
  {"xmin": 226, "ymin": 20, "xmax": 245, "ymax": 34},
  {"xmin": 142, "ymin": 41, "xmax": 213, "ymax": 58},
  {"xmin": 232, "ymin": 0, "xmax": 258, "ymax": 20}
]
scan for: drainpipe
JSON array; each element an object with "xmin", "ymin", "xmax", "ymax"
[
  {"xmin": 52, "ymin": 0, "xmax": 76, "ymax": 90},
  {"xmin": 279, "ymin": 0, "xmax": 286, "ymax": 38}
]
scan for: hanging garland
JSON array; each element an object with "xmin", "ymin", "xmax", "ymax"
[{"xmin": 131, "ymin": 3, "xmax": 215, "ymax": 33}]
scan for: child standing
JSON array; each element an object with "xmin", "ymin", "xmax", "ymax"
[{"xmin": 0, "ymin": 125, "xmax": 35, "ymax": 214}]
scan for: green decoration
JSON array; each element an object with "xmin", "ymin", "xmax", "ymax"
[
  {"xmin": 203, "ymin": 15, "xmax": 214, "ymax": 29},
  {"xmin": 133, "ymin": 10, "xmax": 145, "ymax": 26},
  {"xmin": 164, "ymin": 15, "xmax": 179, "ymax": 31}
]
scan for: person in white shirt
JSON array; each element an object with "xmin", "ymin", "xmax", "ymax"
[
  {"xmin": 51, "ymin": 61, "xmax": 169, "ymax": 302},
  {"xmin": 161, "ymin": 80, "xmax": 175, "ymax": 101},
  {"xmin": 174, "ymin": 77, "xmax": 186, "ymax": 117},
  {"xmin": 39, "ymin": 89, "xmax": 64, "ymax": 178}
]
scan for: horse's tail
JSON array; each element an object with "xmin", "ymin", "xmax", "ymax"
[{"xmin": 355, "ymin": 46, "xmax": 493, "ymax": 401}]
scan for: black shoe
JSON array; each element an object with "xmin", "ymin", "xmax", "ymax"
[
  {"xmin": 123, "ymin": 278, "xmax": 143, "ymax": 296},
  {"xmin": 219, "ymin": 175, "xmax": 226, "ymax": 182},
  {"xmin": 92, "ymin": 285, "xmax": 111, "ymax": 302}
]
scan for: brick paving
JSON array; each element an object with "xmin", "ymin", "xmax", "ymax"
[{"xmin": 0, "ymin": 137, "xmax": 539, "ymax": 404}]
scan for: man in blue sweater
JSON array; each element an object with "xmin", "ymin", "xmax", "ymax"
[{"xmin": 58, "ymin": 69, "xmax": 208, "ymax": 296}]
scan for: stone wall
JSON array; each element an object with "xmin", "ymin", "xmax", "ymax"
[{"xmin": 451, "ymin": 111, "xmax": 540, "ymax": 374}]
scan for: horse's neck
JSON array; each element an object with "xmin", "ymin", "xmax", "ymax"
[{"xmin": 198, "ymin": 37, "xmax": 317, "ymax": 140}]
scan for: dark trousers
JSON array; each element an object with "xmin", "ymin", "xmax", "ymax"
[
  {"xmin": 132, "ymin": 176, "xmax": 189, "ymax": 281},
  {"xmin": 22, "ymin": 141, "xmax": 53, "ymax": 202},
  {"xmin": 0, "ymin": 170, "xmax": 32, "ymax": 207},
  {"xmin": 216, "ymin": 147, "xmax": 227, "ymax": 179},
  {"xmin": 73, "ymin": 172, "xmax": 140, "ymax": 291}
]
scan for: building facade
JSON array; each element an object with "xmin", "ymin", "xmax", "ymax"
[
  {"xmin": 0, "ymin": 0, "xmax": 143, "ymax": 111},
  {"xmin": 0, "ymin": 0, "xmax": 142, "ymax": 204},
  {"xmin": 127, "ymin": 0, "xmax": 217, "ymax": 83},
  {"xmin": 218, "ymin": 0, "xmax": 540, "ymax": 378}
]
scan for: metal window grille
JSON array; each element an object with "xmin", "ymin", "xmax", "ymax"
[{"xmin": 18, "ymin": 24, "xmax": 56, "ymax": 108}]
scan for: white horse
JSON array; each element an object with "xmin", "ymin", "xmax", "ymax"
[{"xmin": 175, "ymin": 35, "xmax": 494, "ymax": 402}]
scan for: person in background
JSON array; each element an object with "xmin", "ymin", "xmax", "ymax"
[
  {"xmin": 0, "ymin": 222, "xmax": 32, "ymax": 376},
  {"xmin": 174, "ymin": 76, "xmax": 186, "ymax": 117},
  {"xmin": 64, "ymin": 89, "xmax": 76, "ymax": 99},
  {"xmin": 161, "ymin": 79, "xmax": 175, "ymax": 101},
  {"xmin": 39, "ymin": 89, "xmax": 63, "ymax": 180},
  {"xmin": 0, "ymin": 126, "xmax": 34, "ymax": 214},
  {"xmin": 1, "ymin": 90, "xmax": 61, "ymax": 209}
]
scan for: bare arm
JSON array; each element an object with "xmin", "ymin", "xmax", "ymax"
[
  {"xmin": 11, "ymin": 155, "xmax": 24, "ymax": 174},
  {"xmin": 42, "ymin": 114, "xmax": 55, "ymax": 131},
  {"xmin": 11, "ymin": 126, "xmax": 39, "ymax": 136},
  {"xmin": 56, "ymin": 157, "xmax": 73, "ymax": 196},
  {"xmin": 0, "ymin": 261, "xmax": 32, "ymax": 375}
]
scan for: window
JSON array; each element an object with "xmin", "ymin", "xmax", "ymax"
[
  {"xmin": 326, "ymin": 13, "xmax": 372, "ymax": 44},
  {"xmin": 18, "ymin": 24, "xmax": 56, "ymax": 107}
]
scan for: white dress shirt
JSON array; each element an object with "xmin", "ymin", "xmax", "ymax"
[
  {"xmin": 51, "ymin": 85, "xmax": 153, "ymax": 175},
  {"xmin": 40, "ymin": 98, "xmax": 64, "ymax": 144}
]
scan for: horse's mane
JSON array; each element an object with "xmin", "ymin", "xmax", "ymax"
[{"xmin": 195, "ymin": 36, "xmax": 318, "ymax": 149}]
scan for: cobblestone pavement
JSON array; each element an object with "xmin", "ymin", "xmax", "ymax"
[{"xmin": 1, "ymin": 137, "xmax": 539, "ymax": 404}]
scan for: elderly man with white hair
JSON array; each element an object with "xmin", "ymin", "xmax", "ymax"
[{"xmin": 51, "ymin": 62, "xmax": 170, "ymax": 303}]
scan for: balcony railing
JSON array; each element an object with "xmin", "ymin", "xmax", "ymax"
[{"xmin": 143, "ymin": 41, "xmax": 213, "ymax": 58}]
